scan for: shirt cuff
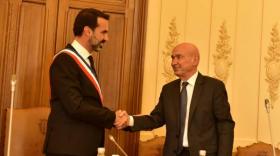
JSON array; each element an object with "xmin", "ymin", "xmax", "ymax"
[{"xmin": 128, "ymin": 116, "xmax": 134, "ymax": 126}]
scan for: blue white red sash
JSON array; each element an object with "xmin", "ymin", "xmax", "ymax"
[{"xmin": 53, "ymin": 49, "xmax": 104, "ymax": 104}]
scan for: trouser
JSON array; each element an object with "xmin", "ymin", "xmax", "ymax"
[{"xmin": 178, "ymin": 147, "xmax": 190, "ymax": 156}]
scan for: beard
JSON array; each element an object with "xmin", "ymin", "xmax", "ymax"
[{"xmin": 90, "ymin": 35, "xmax": 106, "ymax": 52}]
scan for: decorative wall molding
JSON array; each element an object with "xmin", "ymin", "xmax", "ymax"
[
  {"xmin": 213, "ymin": 21, "xmax": 232, "ymax": 83},
  {"xmin": 162, "ymin": 18, "xmax": 180, "ymax": 83},
  {"xmin": 265, "ymin": 23, "xmax": 280, "ymax": 108}
]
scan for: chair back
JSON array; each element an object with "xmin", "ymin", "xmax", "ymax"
[
  {"xmin": 138, "ymin": 136, "xmax": 165, "ymax": 156},
  {"xmin": 4, "ymin": 107, "xmax": 50, "ymax": 156},
  {"xmin": 236, "ymin": 142, "xmax": 280, "ymax": 156}
]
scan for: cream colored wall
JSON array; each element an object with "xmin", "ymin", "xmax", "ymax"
[{"xmin": 141, "ymin": 0, "xmax": 280, "ymax": 150}]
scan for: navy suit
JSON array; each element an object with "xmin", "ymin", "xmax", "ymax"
[{"xmin": 131, "ymin": 73, "xmax": 235, "ymax": 156}]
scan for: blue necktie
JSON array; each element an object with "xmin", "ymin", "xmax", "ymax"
[{"xmin": 179, "ymin": 82, "xmax": 188, "ymax": 151}]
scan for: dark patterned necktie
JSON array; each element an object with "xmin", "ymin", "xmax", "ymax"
[
  {"xmin": 178, "ymin": 82, "xmax": 188, "ymax": 151},
  {"xmin": 88, "ymin": 55, "xmax": 98, "ymax": 79}
]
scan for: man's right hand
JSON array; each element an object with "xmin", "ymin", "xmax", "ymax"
[{"xmin": 114, "ymin": 110, "xmax": 129, "ymax": 129}]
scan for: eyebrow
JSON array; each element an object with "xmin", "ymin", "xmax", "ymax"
[
  {"xmin": 171, "ymin": 54, "xmax": 182, "ymax": 58},
  {"xmin": 101, "ymin": 30, "xmax": 108, "ymax": 33},
  {"xmin": 171, "ymin": 53, "xmax": 182, "ymax": 56}
]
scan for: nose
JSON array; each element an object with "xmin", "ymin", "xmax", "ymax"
[
  {"xmin": 104, "ymin": 34, "xmax": 109, "ymax": 41},
  {"xmin": 171, "ymin": 58, "xmax": 177, "ymax": 66}
]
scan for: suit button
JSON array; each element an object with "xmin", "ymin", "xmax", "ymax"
[{"xmin": 176, "ymin": 134, "xmax": 179, "ymax": 138}]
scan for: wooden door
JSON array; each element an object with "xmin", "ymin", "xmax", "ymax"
[
  {"xmin": 55, "ymin": 0, "xmax": 146, "ymax": 155},
  {"xmin": 0, "ymin": 0, "xmax": 58, "ymax": 154}
]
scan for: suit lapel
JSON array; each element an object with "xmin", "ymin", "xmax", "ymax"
[
  {"xmin": 169, "ymin": 80, "xmax": 181, "ymax": 134},
  {"xmin": 188, "ymin": 73, "xmax": 204, "ymax": 127},
  {"xmin": 58, "ymin": 44, "xmax": 104, "ymax": 104},
  {"xmin": 66, "ymin": 44, "xmax": 75, "ymax": 52}
]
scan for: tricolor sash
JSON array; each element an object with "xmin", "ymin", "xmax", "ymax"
[{"xmin": 53, "ymin": 48, "xmax": 104, "ymax": 104}]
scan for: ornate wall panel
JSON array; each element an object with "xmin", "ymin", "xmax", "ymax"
[
  {"xmin": 257, "ymin": 0, "xmax": 280, "ymax": 148},
  {"xmin": 212, "ymin": 21, "xmax": 232, "ymax": 83},
  {"xmin": 264, "ymin": 24, "xmax": 280, "ymax": 108},
  {"xmin": 217, "ymin": 0, "xmax": 261, "ymax": 147},
  {"xmin": 142, "ymin": 0, "xmax": 280, "ymax": 151},
  {"xmin": 162, "ymin": 18, "xmax": 179, "ymax": 83}
]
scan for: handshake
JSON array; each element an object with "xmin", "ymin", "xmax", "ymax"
[{"xmin": 114, "ymin": 110, "xmax": 130, "ymax": 130}]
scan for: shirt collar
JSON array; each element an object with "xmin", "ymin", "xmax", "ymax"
[
  {"xmin": 181, "ymin": 71, "xmax": 198, "ymax": 86},
  {"xmin": 71, "ymin": 40, "xmax": 91, "ymax": 60}
]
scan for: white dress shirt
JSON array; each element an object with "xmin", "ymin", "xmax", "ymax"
[
  {"xmin": 129, "ymin": 71, "xmax": 199, "ymax": 147},
  {"xmin": 181, "ymin": 71, "xmax": 198, "ymax": 147},
  {"xmin": 71, "ymin": 40, "xmax": 92, "ymax": 66}
]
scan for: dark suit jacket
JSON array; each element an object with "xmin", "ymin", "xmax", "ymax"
[
  {"xmin": 131, "ymin": 73, "xmax": 235, "ymax": 156},
  {"xmin": 44, "ymin": 44, "xmax": 116, "ymax": 156}
]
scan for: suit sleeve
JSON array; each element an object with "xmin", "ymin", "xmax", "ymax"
[
  {"xmin": 130, "ymin": 88, "xmax": 166, "ymax": 131},
  {"xmin": 50, "ymin": 53, "xmax": 115, "ymax": 128},
  {"xmin": 213, "ymin": 81, "xmax": 235, "ymax": 156}
]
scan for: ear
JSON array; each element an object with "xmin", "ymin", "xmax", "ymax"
[
  {"xmin": 83, "ymin": 26, "xmax": 92, "ymax": 37},
  {"xmin": 192, "ymin": 55, "xmax": 199, "ymax": 66}
]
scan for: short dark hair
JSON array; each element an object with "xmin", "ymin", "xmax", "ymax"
[{"xmin": 73, "ymin": 8, "xmax": 110, "ymax": 36}]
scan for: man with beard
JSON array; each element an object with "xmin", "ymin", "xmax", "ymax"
[{"xmin": 43, "ymin": 8, "xmax": 127, "ymax": 156}]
